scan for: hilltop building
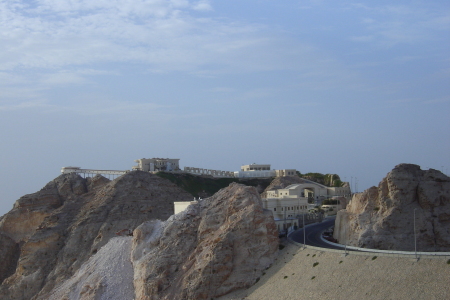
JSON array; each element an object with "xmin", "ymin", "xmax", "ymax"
[
  {"xmin": 132, "ymin": 158, "xmax": 180, "ymax": 172},
  {"xmin": 234, "ymin": 163, "xmax": 297, "ymax": 178}
]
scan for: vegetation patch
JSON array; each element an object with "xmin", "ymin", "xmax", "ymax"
[
  {"xmin": 284, "ymin": 276, "xmax": 288, "ymax": 279},
  {"xmin": 372, "ymin": 256, "xmax": 377, "ymax": 260},
  {"xmin": 279, "ymin": 244, "xmax": 285, "ymax": 250},
  {"xmin": 313, "ymin": 262, "xmax": 319, "ymax": 267},
  {"xmin": 155, "ymin": 172, "xmax": 272, "ymax": 198},
  {"xmin": 311, "ymin": 276, "xmax": 316, "ymax": 280},
  {"xmin": 447, "ymin": 259, "xmax": 450, "ymax": 265},
  {"xmin": 339, "ymin": 261, "xmax": 343, "ymax": 264}
]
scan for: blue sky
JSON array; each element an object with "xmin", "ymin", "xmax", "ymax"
[{"xmin": 1, "ymin": 0, "xmax": 449, "ymax": 216}]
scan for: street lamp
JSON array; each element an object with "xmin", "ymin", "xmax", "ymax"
[
  {"xmin": 414, "ymin": 208, "xmax": 417, "ymax": 260},
  {"xmin": 303, "ymin": 212, "xmax": 306, "ymax": 249}
]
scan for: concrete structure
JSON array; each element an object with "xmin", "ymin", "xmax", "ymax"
[
  {"xmin": 61, "ymin": 167, "xmax": 128, "ymax": 178},
  {"xmin": 234, "ymin": 163, "xmax": 297, "ymax": 178},
  {"xmin": 174, "ymin": 200, "xmax": 199, "ymax": 214},
  {"xmin": 132, "ymin": 158, "xmax": 180, "ymax": 172},
  {"xmin": 241, "ymin": 164, "xmax": 271, "ymax": 171},
  {"xmin": 184, "ymin": 167, "xmax": 234, "ymax": 178},
  {"xmin": 263, "ymin": 180, "xmax": 351, "ymax": 223},
  {"xmin": 275, "ymin": 169, "xmax": 297, "ymax": 177}
]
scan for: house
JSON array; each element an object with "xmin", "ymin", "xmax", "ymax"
[
  {"xmin": 262, "ymin": 179, "xmax": 351, "ymax": 231},
  {"xmin": 132, "ymin": 158, "xmax": 180, "ymax": 172},
  {"xmin": 234, "ymin": 163, "xmax": 297, "ymax": 178}
]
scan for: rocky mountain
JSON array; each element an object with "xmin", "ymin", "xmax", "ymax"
[
  {"xmin": 0, "ymin": 171, "xmax": 193, "ymax": 299},
  {"xmin": 333, "ymin": 164, "xmax": 450, "ymax": 251},
  {"xmin": 0, "ymin": 172, "xmax": 278, "ymax": 300}
]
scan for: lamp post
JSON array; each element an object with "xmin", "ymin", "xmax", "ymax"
[
  {"xmin": 414, "ymin": 208, "xmax": 417, "ymax": 260},
  {"xmin": 303, "ymin": 212, "xmax": 306, "ymax": 249}
]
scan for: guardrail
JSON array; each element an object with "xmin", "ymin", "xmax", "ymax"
[{"xmin": 288, "ymin": 224, "xmax": 450, "ymax": 260}]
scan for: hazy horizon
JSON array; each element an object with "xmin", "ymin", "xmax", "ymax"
[{"xmin": 1, "ymin": 0, "xmax": 449, "ymax": 216}]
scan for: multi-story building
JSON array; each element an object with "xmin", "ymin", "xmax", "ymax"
[
  {"xmin": 234, "ymin": 163, "xmax": 297, "ymax": 178},
  {"xmin": 132, "ymin": 158, "xmax": 180, "ymax": 172},
  {"xmin": 263, "ymin": 179, "xmax": 351, "ymax": 221}
]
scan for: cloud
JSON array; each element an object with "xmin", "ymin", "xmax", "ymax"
[
  {"xmin": 0, "ymin": 0, "xmax": 271, "ymax": 73},
  {"xmin": 346, "ymin": 3, "xmax": 450, "ymax": 47},
  {"xmin": 192, "ymin": 0, "xmax": 212, "ymax": 11}
]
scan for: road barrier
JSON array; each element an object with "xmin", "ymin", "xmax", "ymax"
[{"xmin": 288, "ymin": 223, "xmax": 450, "ymax": 260}]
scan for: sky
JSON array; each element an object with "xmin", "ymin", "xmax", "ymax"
[{"xmin": 1, "ymin": 0, "xmax": 449, "ymax": 216}]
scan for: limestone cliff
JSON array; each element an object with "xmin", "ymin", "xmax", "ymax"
[
  {"xmin": 1, "ymin": 173, "xmax": 278, "ymax": 300},
  {"xmin": 333, "ymin": 164, "xmax": 450, "ymax": 251},
  {"xmin": 0, "ymin": 171, "xmax": 192, "ymax": 300},
  {"xmin": 45, "ymin": 183, "xmax": 278, "ymax": 300},
  {"xmin": 131, "ymin": 183, "xmax": 278, "ymax": 300}
]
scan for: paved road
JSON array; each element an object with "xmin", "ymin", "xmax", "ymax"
[{"xmin": 289, "ymin": 217, "xmax": 345, "ymax": 250}]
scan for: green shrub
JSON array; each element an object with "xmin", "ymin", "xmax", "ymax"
[
  {"xmin": 372, "ymin": 256, "xmax": 377, "ymax": 260},
  {"xmin": 313, "ymin": 262, "xmax": 319, "ymax": 267},
  {"xmin": 311, "ymin": 276, "xmax": 316, "ymax": 280}
]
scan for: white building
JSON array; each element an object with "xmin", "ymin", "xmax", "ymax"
[
  {"xmin": 174, "ymin": 200, "xmax": 198, "ymax": 214},
  {"xmin": 234, "ymin": 163, "xmax": 297, "ymax": 178},
  {"xmin": 132, "ymin": 158, "xmax": 180, "ymax": 172},
  {"xmin": 263, "ymin": 180, "xmax": 351, "ymax": 221}
]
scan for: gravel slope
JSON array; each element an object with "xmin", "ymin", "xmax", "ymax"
[{"xmin": 219, "ymin": 243, "xmax": 450, "ymax": 300}]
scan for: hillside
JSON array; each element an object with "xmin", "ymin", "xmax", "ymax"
[
  {"xmin": 0, "ymin": 172, "xmax": 278, "ymax": 299},
  {"xmin": 219, "ymin": 243, "xmax": 450, "ymax": 300},
  {"xmin": 155, "ymin": 171, "xmax": 273, "ymax": 198}
]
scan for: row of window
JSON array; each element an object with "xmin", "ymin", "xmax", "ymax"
[{"xmin": 273, "ymin": 205, "xmax": 308, "ymax": 212}]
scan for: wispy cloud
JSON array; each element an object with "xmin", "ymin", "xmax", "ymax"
[
  {"xmin": 347, "ymin": 3, "xmax": 450, "ymax": 47},
  {"xmin": 0, "ymin": 0, "xmax": 273, "ymax": 73}
]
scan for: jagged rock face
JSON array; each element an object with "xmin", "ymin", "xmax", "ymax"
[
  {"xmin": 0, "ymin": 233, "xmax": 19, "ymax": 285},
  {"xmin": 0, "ymin": 171, "xmax": 192, "ymax": 300},
  {"xmin": 131, "ymin": 183, "xmax": 279, "ymax": 300},
  {"xmin": 260, "ymin": 175, "xmax": 304, "ymax": 198},
  {"xmin": 334, "ymin": 164, "xmax": 450, "ymax": 251}
]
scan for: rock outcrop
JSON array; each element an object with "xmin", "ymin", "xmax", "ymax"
[
  {"xmin": 0, "ymin": 233, "xmax": 19, "ymax": 285},
  {"xmin": 131, "ymin": 183, "xmax": 278, "ymax": 300},
  {"xmin": 334, "ymin": 164, "xmax": 450, "ymax": 251},
  {"xmin": 40, "ymin": 183, "xmax": 278, "ymax": 300},
  {"xmin": 0, "ymin": 171, "xmax": 193, "ymax": 300},
  {"xmin": 1, "ymin": 173, "xmax": 278, "ymax": 300}
]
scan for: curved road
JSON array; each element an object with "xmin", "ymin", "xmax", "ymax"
[{"xmin": 289, "ymin": 217, "xmax": 345, "ymax": 250}]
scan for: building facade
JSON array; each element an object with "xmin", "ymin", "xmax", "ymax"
[
  {"xmin": 263, "ymin": 180, "xmax": 351, "ymax": 218},
  {"xmin": 132, "ymin": 158, "xmax": 180, "ymax": 172},
  {"xmin": 234, "ymin": 163, "xmax": 298, "ymax": 178}
]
